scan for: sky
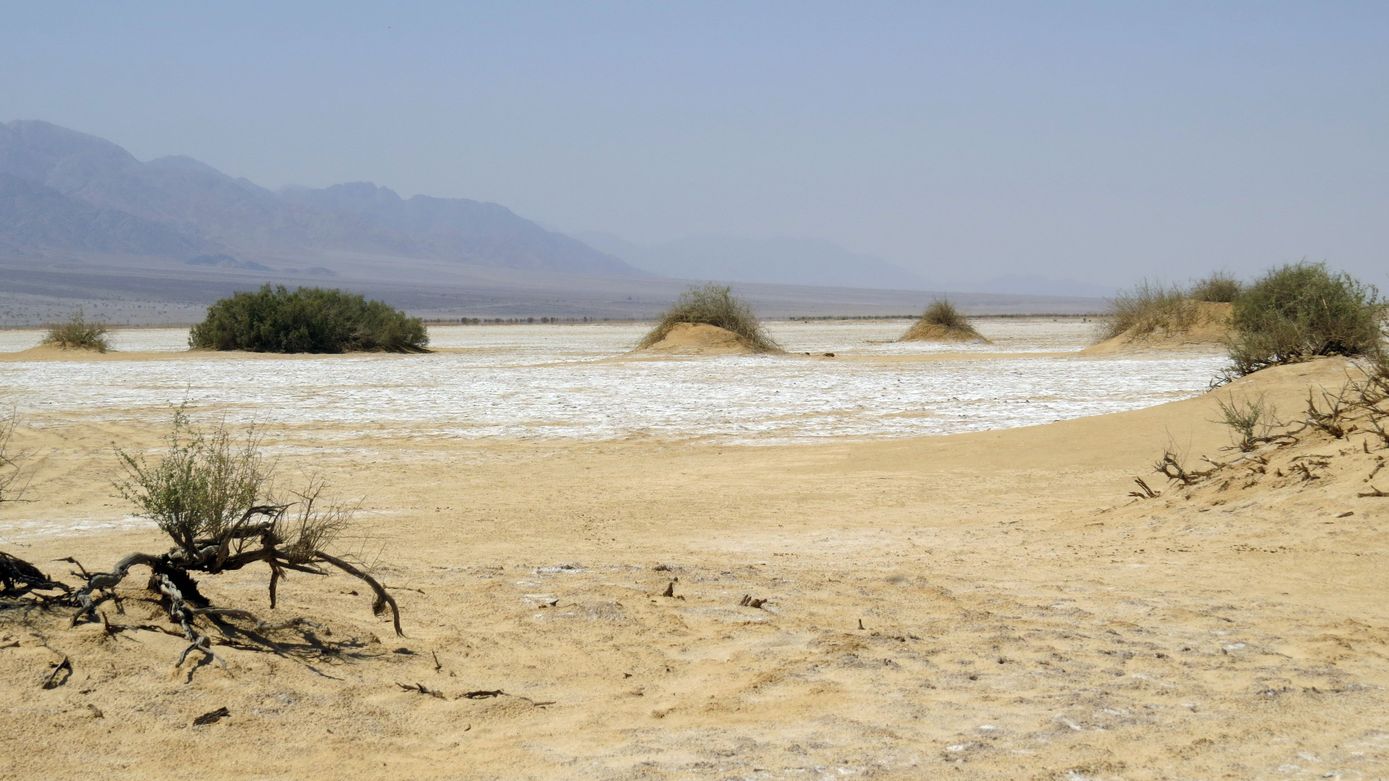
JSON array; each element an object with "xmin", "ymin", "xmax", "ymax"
[{"xmin": 3, "ymin": 1, "xmax": 1387, "ymax": 292}]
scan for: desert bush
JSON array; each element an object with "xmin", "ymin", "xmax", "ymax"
[
  {"xmin": 115, "ymin": 408, "xmax": 273, "ymax": 554},
  {"xmin": 87, "ymin": 408, "xmax": 400, "ymax": 665},
  {"xmin": 189, "ymin": 284, "xmax": 429, "ymax": 353},
  {"xmin": 901, "ymin": 298, "xmax": 985, "ymax": 341},
  {"xmin": 1189, "ymin": 272, "xmax": 1242, "ymax": 303},
  {"xmin": 1100, "ymin": 281, "xmax": 1198, "ymax": 341},
  {"xmin": 1226, "ymin": 262, "xmax": 1383, "ymax": 375},
  {"xmin": 637, "ymin": 284, "xmax": 779, "ymax": 352},
  {"xmin": 921, "ymin": 299, "xmax": 967, "ymax": 329},
  {"xmin": 42, "ymin": 311, "xmax": 111, "ymax": 352}
]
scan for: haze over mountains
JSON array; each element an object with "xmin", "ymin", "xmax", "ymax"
[
  {"xmin": 0, "ymin": 119, "xmax": 633, "ymax": 276},
  {"xmin": 0, "ymin": 120, "xmax": 1104, "ymax": 323},
  {"xmin": 576, "ymin": 232, "xmax": 928, "ymax": 291}
]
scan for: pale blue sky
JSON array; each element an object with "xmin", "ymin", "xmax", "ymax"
[{"xmin": 3, "ymin": 1, "xmax": 1386, "ymax": 290}]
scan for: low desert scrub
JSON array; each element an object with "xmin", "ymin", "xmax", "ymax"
[
  {"xmin": 1189, "ymin": 272, "xmax": 1242, "ymax": 303},
  {"xmin": 1139, "ymin": 356, "xmax": 1389, "ymax": 500},
  {"xmin": 637, "ymin": 284, "xmax": 779, "ymax": 352},
  {"xmin": 1214, "ymin": 393, "xmax": 1278, "ymax": 452},
  {"xmin": 1226, "ymin": 262, "xmax": 1383, "ymax": 376},
  {"xmin": 0, "ymin": 408, "xmax": 19, "ymax": 507},
  {"xmin": 901, "ymin": 298, "xmax": 985, "ymax": 341},
  {"xmin": 189, "ymin": 284, "xmax": 429, "ymax": 353},
  {"xmin": 1100, "ymin": 281, "xmax": 1198, "ymax": 341},
  {"xmin": 42, "ymin": 311, "xmax": 111, "ymax": 352}
]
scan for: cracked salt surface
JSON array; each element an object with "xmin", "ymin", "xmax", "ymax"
[{"xmin": 0, "ymin": 320, "xmax": 1224, "ymax": 445}]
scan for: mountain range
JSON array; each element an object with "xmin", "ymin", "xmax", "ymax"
[
  {"xmin": 0, "ymin": 119, "xmax": 634, "ymax": 277},
  {"xmin": 0, "ymin": 120, "xmax": 1105, "ymax": 323}
]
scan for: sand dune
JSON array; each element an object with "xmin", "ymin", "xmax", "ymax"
[
  {"xmin": 634, "ymin": 322, "xmax": 768, "ymax": 356},
  {"xmin": 1, "ymin": 353, "xmax": 1386, "ymax": 779},
  {"xmin": 1083, "ymin": 301, "xmax": 1234, "ymax": 355}
]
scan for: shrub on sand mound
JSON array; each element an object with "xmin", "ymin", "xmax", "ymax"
[
  {"xmin": 637, "ymin": 285, "xmax": 779, "ymax": 352},
  {"xmin": 189, "ymin": 285, "xmax": 429, "ymax": 353},
  {"xmin": 1189, "ymin": 272, "xmax": 1242, "ymax": 303},
  {"xmin": 900, "ymin": 299, "xmax": 986, "ymax": 342},
  {"xmin": 1227, "ymin": 262, "xmax": 1383, "ymax": 375},
  {"xmin": 42, "ymin": 311, "xmax": 111, "ymax": 352},
  {"xmin": 1099, "ymin": 281, "xmax": 1198, "ymax": 341}
]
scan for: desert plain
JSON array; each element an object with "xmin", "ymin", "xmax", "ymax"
[{"xmin": 1, "ymin": 318, "xmax": 1386, "ymax": 780}]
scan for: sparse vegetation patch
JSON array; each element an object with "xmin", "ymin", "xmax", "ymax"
[
  {"xmin": 189, "ymin": 284, "xmax": 429, "ymax": 353},
  {"xmin": 42, "ymin": 311, "xmax": 111, "ymax": 352},
  {"xmin": 900, "ymin": 298, "xmax": 987, "ymax": 342},
  {"xmin": 1100, "ymin": 281, "xmax": 1198, "ymax": 341},
  {"xmin": 637, "ymin": 284, "xmax": 779, "ymax": 352}
]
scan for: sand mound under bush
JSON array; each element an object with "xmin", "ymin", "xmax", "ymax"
[
  {"xmin": 898, "ymin": 321, "xmax": 990, "ymax": 344},
  {"xmin": 635, "ymin": 322, "xmax": 765, "ymax": 355},
  {"xmin": 1084, "ymin": 301, "xmax": 1232, "ymax": 355}
]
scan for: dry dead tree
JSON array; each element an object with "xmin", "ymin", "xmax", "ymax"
[{"xmin": 63, "ymin": 410, "xmax": 402, "ymax": 670}]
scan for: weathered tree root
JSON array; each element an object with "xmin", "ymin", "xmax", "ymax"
[
  {"xmin": 68, "ymin": 508, "xmax": 403, "ymax": 670},
  {"xmin": 0, "ymin": 550, "xmax": 70, "ymax": 602}
]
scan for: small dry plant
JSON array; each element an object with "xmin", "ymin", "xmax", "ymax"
[
  {"xmin": 42, "ymin": 310, "xmax": 111, "ymax": 353},
  {"xmin": 1214, "ymin": 393, "xmax": 1278, "ymax": 452},
  {"xmin": 1101, "ymin": 281, "xmax": 1198, "ymax": 341}
]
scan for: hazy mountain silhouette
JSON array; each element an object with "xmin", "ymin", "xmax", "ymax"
[
  {"xmin": 577, "ymin": 231, "xmax": 928, "ymax": 291},
  {"xmin": 0, "ymin": 173, "xmax": 209, "ymax": 256},
  {"xmin": 0, "ymin": 119, "xmax": 635, "ymax": 275}
]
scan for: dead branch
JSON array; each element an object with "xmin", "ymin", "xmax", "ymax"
[
  {"xmin": 192, "ymin": 707, "xmax": 230, "ymax": 725},
  {"xmin": 1129, "ymin": 477, "xmax": 1161, "ymax": 499},
  {"xmin": 1, "ymin": 551, "xmax": 70, "ymax": 599},
  {"xmin": 42, "ymin": 656, "xmax": 72, "ymax": 689},
  {"xmin": 1155, "ymin": 451, "xmax": 1214, "ymax": 486}
]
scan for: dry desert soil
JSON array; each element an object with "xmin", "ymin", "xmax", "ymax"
[{"xmin": 1, "ymin": 346, "xmax": 1387, "ymax": 780}]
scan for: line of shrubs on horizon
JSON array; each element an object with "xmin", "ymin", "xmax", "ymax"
[{"xmin": 37, "ymin": 263, "xmax": 1386, "ymax": 378}]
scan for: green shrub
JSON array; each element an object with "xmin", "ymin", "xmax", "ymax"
[
  {"xmin": 1189, "ymin": 272, "xmax": 1242, "ymax": 303},
  {"xmin": 115, "ymin": 407, "xmax": 270, "ymax": 553},
  {"xmin": 42, "ymin": 311, "xmax": 111, "ymax": 352},
  {"xmin": 1227, "ymin": 262, "xmax": 1383, "ymax": 375},
  {"xmin": 189, "ymin": 285, "xmax": 428, "ymax": 353},
  {"xmin": 637, "ymin": 284, "xmax": 779, "ymax": 352},
  {"xmin": 1100, "ymin": 281, "xmax": 1198, "ymax": 341}
]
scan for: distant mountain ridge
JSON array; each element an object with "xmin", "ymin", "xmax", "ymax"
[{"xmin": 0, "ymin": 119, "xmax": 635, "ymax": 276}]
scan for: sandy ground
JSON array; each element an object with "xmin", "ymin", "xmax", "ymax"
[{"xmin": 1, "ymin": 351, "xmax": 1387, "ymax": 779}]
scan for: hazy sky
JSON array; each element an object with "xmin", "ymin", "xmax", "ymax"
[{"xmin": 4, "ymin": 1, "xmax": 1386, "ymax": 291}]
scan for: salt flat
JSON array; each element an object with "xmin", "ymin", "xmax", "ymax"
[{"xmin": 1, "ymin": 319, "xmax": 1223, "ymax": 444}]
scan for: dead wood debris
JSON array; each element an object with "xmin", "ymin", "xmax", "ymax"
[
  {"xmin": 1138, "ymin": 363, "xmax": 1389, "ymax": 502},
  {"xmin": 192, "ymin": 706, "xmax": 231, "ymax": 726},
  {"xmin": 42, "ymin": 656, "xmax": 72, "ymax": 689}
]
